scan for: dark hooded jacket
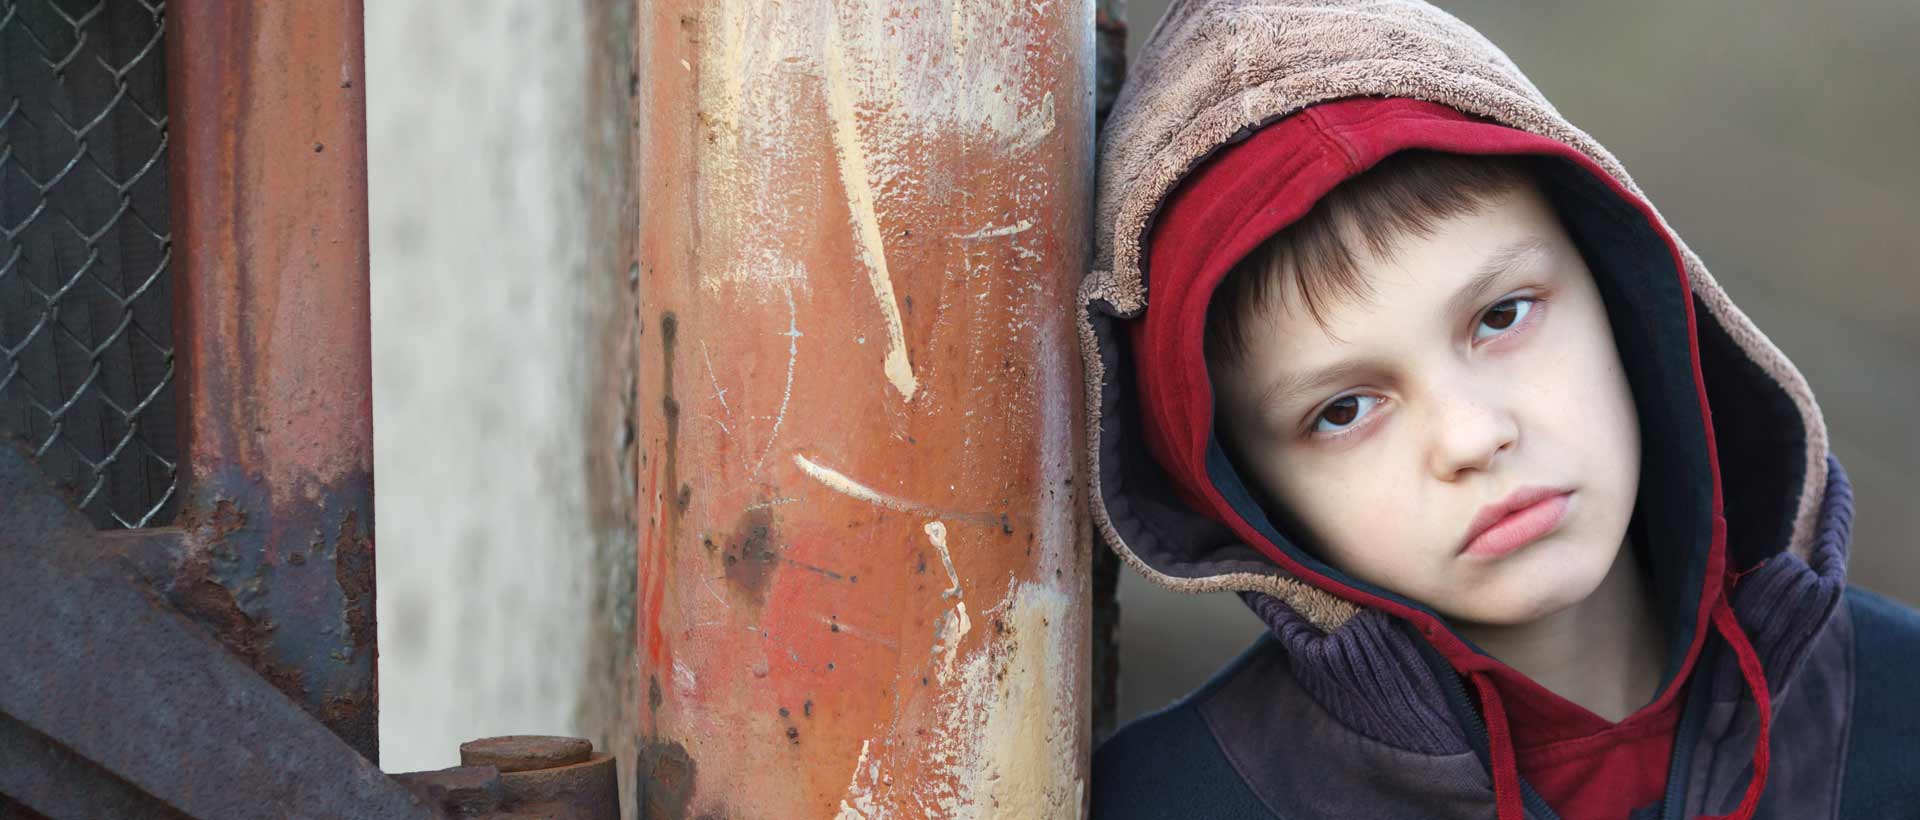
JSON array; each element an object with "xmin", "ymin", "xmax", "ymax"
[{"xmin": 1083, "ymin": 2, "xmax": 1920, "ymax": 818}]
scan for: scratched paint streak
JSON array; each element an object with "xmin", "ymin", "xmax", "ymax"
[
  {"xmin": 792, "ymin": 454, "xmax": 922, "ymax": 513},
  {"xmin": 820, "ymin": 614, "xmax": 901, "ymax": 650},
  {"xmin": 897, "ymin": 0, "xmax": 1055, "ymax": 146},
  {"xmin": 931, "ymin": 601, "xmax": 972, "ymax": 684},
  {"xmin": 702, "ymin": 252, "xmax": 814, "ymax": 297},
  {"xmin": 701, "ymin": 342, "xmax": 733, "ymax": 420},
  {"xmin": 1007, "ymin": 91, "xmax": 1057, "ymax": 154},
  {"xmin": 850, "ymin": 582, "xmax": 1081, "ymax": 818},
  {"xmin": 745, "ymin": 623, "xmax": 804, "ymax": 666},
  {"xmin": 823, "ymin": 18, "xmax": 918, "ymax": 402},
  {"xmin": 694, "ymin": 3, "xmax": 820, "ymax": 301},
  {"xmin": 791, "ymin": 454, "xmax": 1002, "ymax": 527},
  {"xmin": 753, "ymin": 285, "xmax": 802, "ymax": 474},
  {"xmin": 694, "ymin": 0, "xmax": 1053, "ymax": 302},
  {"xmin": 835, "ymin": 739, "xmax": 880, "ymax": 819},
  {"xmin": 954, "ymin": 218, "xmax": 1035, "ymax": 240},
  {"xmin": 935, "ymin": 583, "xmax": 1079, "ymax": 818},
  {"xmin": 673, "ymin": 658, "xmax": 697, "ymax": 696},
  {"xmin": 924, "ymin": 521, "xmax": 962, "ymax": 599},
  {"xmin": 697, "ymin": 340, "xmax": 744, "ymax": 450},
  {"xmin": 700, "ymin": 573, "xmax": 731, "ymax": 612}
]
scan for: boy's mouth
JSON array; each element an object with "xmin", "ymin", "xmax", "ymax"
[{"xmin": 1459, "ymin": 487, "xmax": 1575, "ymax": 558}]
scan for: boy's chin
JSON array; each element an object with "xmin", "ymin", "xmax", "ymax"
[
  {"xmin": 1434, "ymin": 539, "xmax": 1621, "ymax": 628},
  {"xmin": 1440, "ymin": 586, "xmax": 1598, "ymax": 629}
]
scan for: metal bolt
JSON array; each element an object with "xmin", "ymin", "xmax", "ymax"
[
  {"xmin": 448, "ymin": 735, "xmax": 618, "ymax": 820},
  {"xmin": 459, "ymin": 735, "xmax": 593, "ymax": 773}
]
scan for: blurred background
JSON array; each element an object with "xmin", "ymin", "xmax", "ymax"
[
  {"xmin": 362, "ymin": 0, "xmax": 1920, "ymax": 771},
  {"xmin": 368, "ymin": 2, "xmax": 634, "ymax": 772}
]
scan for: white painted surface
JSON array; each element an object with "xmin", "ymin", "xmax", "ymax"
[{"xmin": 366, "ymin": 2, "xmax": 598, "ymax": 772}]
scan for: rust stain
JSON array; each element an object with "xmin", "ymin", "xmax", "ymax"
[
  {"xmin": 323, "ymin": 689, "xmax": 371, "ymax": 728},
  {"xmin": 640, "ymin": 741, "xmax": 697, "ymax": 819},
  {"xmin": 174, "ymin": 498, "xmax": 249, "ymax": 544},
  {"xmin": 660, "ymin": 312, "xmax": 682, "ymax": 526},
  {"xmin": 170, "ymin": 570, "xmax": 306, "ymax": 700},
  {"xmin": 721, "ymin": 507, "xmax": 779, "ymax": 604},
  {"xmin": 334, "ymin": 508, "xmax": 375, "ymax": 651},
  {"xmin": 210, "ymin": 499, "xmax": 247, "ymax": 541},
  {"xmin": 644, "ymin": 310, "xmax": 682, "ymax": 673}
]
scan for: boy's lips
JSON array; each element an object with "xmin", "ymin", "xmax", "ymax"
[{"xmin": 1459, "ymin": 487, "xmax": 1574, "ymax": 558}]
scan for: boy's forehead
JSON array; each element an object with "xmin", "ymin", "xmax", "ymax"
[{"xmin": 1244, "ymin": 186, "xmax": 1565, "ymax": 358}]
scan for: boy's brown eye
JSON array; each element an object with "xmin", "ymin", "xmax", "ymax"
[
  {"xmin": 1483, "ymin": 300, "xmax": 1519, "ymax": 329},
  {"xmin": 1323, "ymin": 397, "xmax": 1359, "ymax": 425},
  {"xmin": 1473, "ymin": 297, "xmax": 1536, "ymax": 341},
  {"xmin": 1311, "ymin": 394, "xmax": 1379, "ymax": 434}
]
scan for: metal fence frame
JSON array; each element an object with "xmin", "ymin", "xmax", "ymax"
[{"xmin": 1, "ymin": 1, "xmax": 392, "ymax": 812}]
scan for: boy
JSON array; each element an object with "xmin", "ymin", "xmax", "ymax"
[{"xmin": 1082, "ymin": 2, "xmax": 1920, "ymax": 818}]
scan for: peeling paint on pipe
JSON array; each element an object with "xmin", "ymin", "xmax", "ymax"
[{"xmin": 634, "ymin": 0, "xmax": 1094, "ymax": 815}]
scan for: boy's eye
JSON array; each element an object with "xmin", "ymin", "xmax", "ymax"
[
  {"xmin": 1474, "ymin": 297, "xmax": 1535, "ymax": 341},
  {"xmin": 1313, "ymin": 394, "xmax": 1380, "ymax": 433}
]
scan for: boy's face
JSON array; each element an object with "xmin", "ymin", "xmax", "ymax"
[{"xmin": 1213, "ymin": 181, "xmax": 1641, "ymax": 627}]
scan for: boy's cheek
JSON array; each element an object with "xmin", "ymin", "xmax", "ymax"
[{"xmin": 1276, "ymin": 470, "xmax": 1436, "ymax": 571}]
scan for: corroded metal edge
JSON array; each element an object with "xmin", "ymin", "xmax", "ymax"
[
  {"xmin": 0, "ymin": 445, "xmax": 428, "ymax": 819},
  {"xmin": 163, "ymin": 0, "xmax": 379, "ymax": 760}
]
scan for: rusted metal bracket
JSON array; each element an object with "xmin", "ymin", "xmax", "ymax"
[
  {"xmin": 0, "ymin": 445, "xmax": 430, "ymax": 819},
  {"xmin": 0, "ymin": 446, "xmax": 623, "ymax": 819}
]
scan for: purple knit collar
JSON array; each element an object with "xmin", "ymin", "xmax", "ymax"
[{"xmin": 1239, "ymin": 455, "xmax": 1853, "ymax": 754}]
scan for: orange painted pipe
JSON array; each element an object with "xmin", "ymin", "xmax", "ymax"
[{"xmin": 633, "ymin": 1, "xmax": 1094, "ymax": 816}]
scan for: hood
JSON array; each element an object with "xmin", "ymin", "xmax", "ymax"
[{"xmin": 1081, "ymin": 1, "xmax": 1836, "ymax": 817}]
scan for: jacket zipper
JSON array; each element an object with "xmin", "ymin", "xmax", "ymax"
[
  {"xmin": 1660, "ymin": 638, "xmax": 1721, "ymax": 820},
  {"xmin": 1413, "ymin": 624, "xmax": 1561, "ymax": 819}
]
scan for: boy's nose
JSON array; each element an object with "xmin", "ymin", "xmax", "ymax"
[{"xmin": 1424, "ymin": 386, "xmax": 1519, "ymax": 481}]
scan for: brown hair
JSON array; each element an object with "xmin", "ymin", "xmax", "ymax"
[{"xmin": 1204, "ymin": 150, "xmax": 1538, "ymax": 366}]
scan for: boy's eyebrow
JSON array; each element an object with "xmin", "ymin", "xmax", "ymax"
[
  {"xmin": 1254, "ymin": 236, "xmax": 1553, "ymax": 414},
  {"xmin": 1259, "ymin": 359, "xmax": 1378, "ymax": 417},
  {"xmin": 1445, "ymin": 235, "xmax": 1551, "ymax": 321}
]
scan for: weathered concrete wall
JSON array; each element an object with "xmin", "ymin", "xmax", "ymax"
[{"xmin": 366, "ymin": 0, "xmax": 635, "ymax": 774}]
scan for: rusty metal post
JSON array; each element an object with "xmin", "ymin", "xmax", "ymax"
[
  {"xmin": 1090, "ymin": 0, "xmax": 1128, "ymax": 748},
  {"xmin": 634, "ymin": 1, "xmax": 1095, "ymax": 816},
  {"xmin": 164, "ymin": 1, "xmax": 379, "ymax": 761}
]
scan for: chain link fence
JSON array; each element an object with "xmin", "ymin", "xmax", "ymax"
[{"xmin": 1, "ymin": 0, "xmax": 177, "ymax": 528}]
